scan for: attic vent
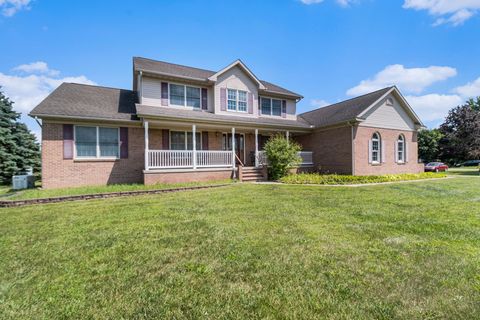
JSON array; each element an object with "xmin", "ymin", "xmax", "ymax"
[{"xmin": 386, "ymin": 98, "xmax": 394, "ymax": 106}]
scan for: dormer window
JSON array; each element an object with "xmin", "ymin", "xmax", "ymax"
[
  {"xmin": 261, "ymin": 97, "xmax": 282, "ymax": 116},
  {"xmin": 227, "ymin": 89, "xmax": 247, "ymax": 112},
  {"xmin": 169, "ymin": 83, "xmax": 201, "ymax": 108}
]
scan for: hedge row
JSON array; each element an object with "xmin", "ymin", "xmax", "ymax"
[{"xmin": 280, "ymin": 172, "xmax": 447, "ymax": 185}]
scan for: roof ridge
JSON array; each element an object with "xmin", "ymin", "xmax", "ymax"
[
  {"xmin": 300, "ymin": 86, "xmax": 394, "ymax": 116},
  {"xmin": 62, "ymin": 82, "xmax": 133, "ymax": 92},
  {"xmin": 133, "ymin": 56, "xmax": 216, "ymax": 74}
]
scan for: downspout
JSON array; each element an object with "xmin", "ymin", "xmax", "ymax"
[
  {"xmin": 138, "ymin": 71, "xmax": 143, "ymax": 105},
  {"xmin": 34, "ymin": 116, "xmax": 42, "ymax": 128}
]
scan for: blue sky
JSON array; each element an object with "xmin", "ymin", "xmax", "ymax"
[{"xmin": 1, "ymin": 0, "xmax": 480, "ymax": 138}]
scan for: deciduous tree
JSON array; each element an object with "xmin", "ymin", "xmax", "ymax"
[{"xmin": 439, "ymin": 97, "xmax": 480, "ymax": 165}]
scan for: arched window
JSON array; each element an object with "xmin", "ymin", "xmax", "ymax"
[
  {"xmin": 370, "ymin": 132, "xmax": 381, "ymax": 164},
  {"xmin": 397, "ymin": 134, "xmax": 405, "ymax": 163}
]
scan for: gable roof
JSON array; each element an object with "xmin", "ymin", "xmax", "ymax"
[
  {"xmin": 299, "ymin": 87, "xmax": 393, "ymax": 128},
  {"xmin": 29, "ymin": 83, "xmax": 138, "ymax": 121},
  {"xmin": 208, "ymin": 59, "xmax": 266, "ymax": 90},
  {"xmin": 133, "ymin": 57, "xmax": 302, "ymax": 99}
]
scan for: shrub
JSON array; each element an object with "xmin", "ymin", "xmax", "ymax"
[
  {"xmin": 280, "ymin": 172, "xmax": 446, "ymax": 185},
  {"xmin": 264, "ymin": 135, "xmax": 302, "ymax": 180}
]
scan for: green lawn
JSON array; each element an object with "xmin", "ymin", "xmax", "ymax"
[
  {"xmin": 447, "ymin": 166, "xmax": 480, "ymax": 176},
  {"xmin": 1, "ymin": 177, "xmax": 479, "ymax": 319},
  {"xmin": 0, "ymin": 180, "xmax": 232, "ymax": 200}
]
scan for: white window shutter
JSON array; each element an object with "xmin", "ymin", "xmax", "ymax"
[
  {"xmin": 381, "ymin": 140, "xmax": 386, "ymax": 163},
  {"xmin": 405, "ymin": 140, "xmax": 408, "ymax": 163},
  {"xmin": 368, "ymin": 140, "xmax": 372, "ymax": 164},
  {"xmin": 394, "ymin": 142, "xmax": 398, "ymax": 163}
]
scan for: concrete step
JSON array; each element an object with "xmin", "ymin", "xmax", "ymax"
[{"xmin": 242, "ymin": 177, "xmax": 267, "ymax": 182}]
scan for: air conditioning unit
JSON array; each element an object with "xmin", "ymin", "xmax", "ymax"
[{"xmin": 12, "ymin": 175, "xmax": 35, "ymax": 190}]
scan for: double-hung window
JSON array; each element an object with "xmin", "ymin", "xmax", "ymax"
[
  {"xmin": 169, "ymin": 84, "xmax": 201, "ymax": 108},
  {"xmin": 227, "ymin": 89, "xmax": 247, "ymax": 112},
  {"xmin": 260, "ymin": 97, "xmax": 282, "ymax": 116},
  {"xmin": 170, "ymin": 131, "xmax": 201, "ymax": 150},
  {"xmin": 75, "ymin": 126, "xmax": 119, "ymax": 158}
]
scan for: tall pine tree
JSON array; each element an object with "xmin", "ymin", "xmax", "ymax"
[{"xmin": 0, "ymin": 89, "xmax": 41, "ymax": 184}]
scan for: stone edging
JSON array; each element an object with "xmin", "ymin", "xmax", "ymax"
[{"xmin": 0, "ymin": 184, "xmax": 231, "ymax": 208}]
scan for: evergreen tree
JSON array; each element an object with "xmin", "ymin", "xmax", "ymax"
[{"xmin": 0, "ymin": 89, "xmax": 41, "ymax": 184}]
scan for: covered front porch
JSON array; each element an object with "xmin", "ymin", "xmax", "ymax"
[{"xmin": 142, "ymin": 119, "xmax": 313, "ymax": 182}]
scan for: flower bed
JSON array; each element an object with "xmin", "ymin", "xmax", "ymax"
[{"xmin": 279, "ymin": 172, "xmax": 447, "ymax": 185}]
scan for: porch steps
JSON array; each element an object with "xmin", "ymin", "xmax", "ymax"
[{"xmin": 240, "ymin": 167, "xmax": 267, "ymax": 182}]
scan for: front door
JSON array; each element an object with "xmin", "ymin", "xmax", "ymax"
[{"xmin": 223, "ymin": 133, "xmax": 245, "ymax": 164}]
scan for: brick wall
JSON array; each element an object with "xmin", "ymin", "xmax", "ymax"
[
  {"xmin": 295, "ymin": 126, "xmax": 353, "ymax": 174},
  {"xmin": 42, "ymin": 122, "xmax": 145, "ymax": 189},
  {"xmin": 144, "ymin": 169, "xmax": 233, "ymax": 184},
  {"xmin": 353, "ymin": 126, "xmax": 424, "ymax": 175}
]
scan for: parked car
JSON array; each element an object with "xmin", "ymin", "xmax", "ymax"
[
  {"xmin": 425, "ymin": 162, "xmax": 449, "ymax": 172},
  {"xmin": 462, "ymin": 160, "xmax": 480, "ymax": 167}
]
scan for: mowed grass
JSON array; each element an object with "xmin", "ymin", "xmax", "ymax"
[
  {"xmin": 1, "ymin": 178, "xmax": 479, "ymax": 319},
  {"xmin": 447, "ymin": 166, "xmax": 480, "ymax": 176},
  {"xmin": 0, "ymin": 180, "xmax": 232, "ymax": 200}
]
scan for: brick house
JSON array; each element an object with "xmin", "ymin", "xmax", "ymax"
[{"xmin": 30, "ymin": 57, "xmax": 425, "ymax": 189}]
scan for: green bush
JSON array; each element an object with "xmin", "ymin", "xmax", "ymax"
[
  {"xmin": 280, "ymin": 172, "xmax": 446, "ymax": 185},
  {"xmin": 264, "ymin": 135, "xmax": 302, "ymax": 180}
]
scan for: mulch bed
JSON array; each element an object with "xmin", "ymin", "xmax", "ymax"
[{"xmin": 0, "ymin": 184, "xmax": 231, "ymax": 208}]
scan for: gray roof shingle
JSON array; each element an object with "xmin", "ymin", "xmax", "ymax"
[
  {"xmin": 298, "ymin": 87, "xmax": 393, "ymax": 128},
  {"xmin": 136, "ymin": 104, "xmax": 312, "ymax": 129},
  {"xmin": 133, "ymin": 57, "xmax": 302, "ymax": 98},
  {"xmin": 30, "ymin": 83, "xmax": 138, "ymax": 121}
]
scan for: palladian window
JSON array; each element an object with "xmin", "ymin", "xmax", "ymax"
[
  {"xmin": 370, "ymin": 132, "xmax": 381, "ymax": 164},
  {"xmin": 397, "ymin": 134, "xmax": 405, "ymax": 163}
]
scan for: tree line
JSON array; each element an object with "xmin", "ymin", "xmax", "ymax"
[{"xmin": 419, "ymin": 97, "xmax": 480, "ymax": 165}]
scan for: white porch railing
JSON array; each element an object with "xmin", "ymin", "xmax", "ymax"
[
  {"xmin": 257, "ymin": 151, "xmax": 314, "ymax": 167},
  {"xmin": 147, "ymin": 150, "xmax": 233, "ymax": 170},
  {"xmin": 196, "ymin": 151, "xmax": 233, "ymax": 168},
  {"xmin": 147, "ymin": 150, "xmax": 313, "ymax": 170},
  {"xmin": 148, "ymin": 150, "xmax": 193, "ymax": 169}
]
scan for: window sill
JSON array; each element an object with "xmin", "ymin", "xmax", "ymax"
[
  {"xmin": 371, "ymin": 162, "xmax": 382, "ymax": 166},
  {"xmin": 74, "ymin": 158, "xmax": 120, "ymax": 162}
]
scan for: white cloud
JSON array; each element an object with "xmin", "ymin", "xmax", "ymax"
[
  {"xmin": 0, "ymin": 62, "xmax": 96, "ymax": 114},
  {"xmin": 13, "ymin": 61, "xmax": 60, "ymax": 77},
  {"xmin": 405, "ymin": 94, "xmax": 463, "ymax": 122},
  {"xmin": 346, "ymin": 64, "xmax": 457, "ymax": 96},
  {"xmin": 454, "ymin": 77, "xmax": 480, "ymax": 98},
  {"xmin": 300, "ymin": 0, "xmax": 354, "ymax": 6},
  {"xmin": 310, "ymin": 99, "xmax": 330, "ymax": 108},
  {"xmin": 0, "ymin": 0, "xmax": 31, "ymax": 17},
  {"xmin": 403, "ymin": 0, "xmax": 480, "ymax": 26}
]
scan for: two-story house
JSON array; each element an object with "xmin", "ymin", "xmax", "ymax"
[{"xmin": 30, "ymin": 57, "xmax": 425, "ymax": 189}]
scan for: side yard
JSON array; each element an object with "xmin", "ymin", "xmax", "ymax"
[{"xmin": 1, "ymin": 176, "xmax": 479, "ymax": 319}]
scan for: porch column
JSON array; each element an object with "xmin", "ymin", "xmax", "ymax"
[
  {"xmin": 232, "ymin": 127, "xmax": 236, "ymax": 177},
  {"xmin": 286, "ymin": 131, "xmax": 290, "ymax": 143},
  {"xmin": 255, "ymin": 129, "xmax": 259, "ymax": 168},
  {"xmin": 144, "ymin": 121, "xmax": 149, "ymax": 171},
  {"xmin": 192, "ymin": 124, "xmax": 197, "ymax": 169}
]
